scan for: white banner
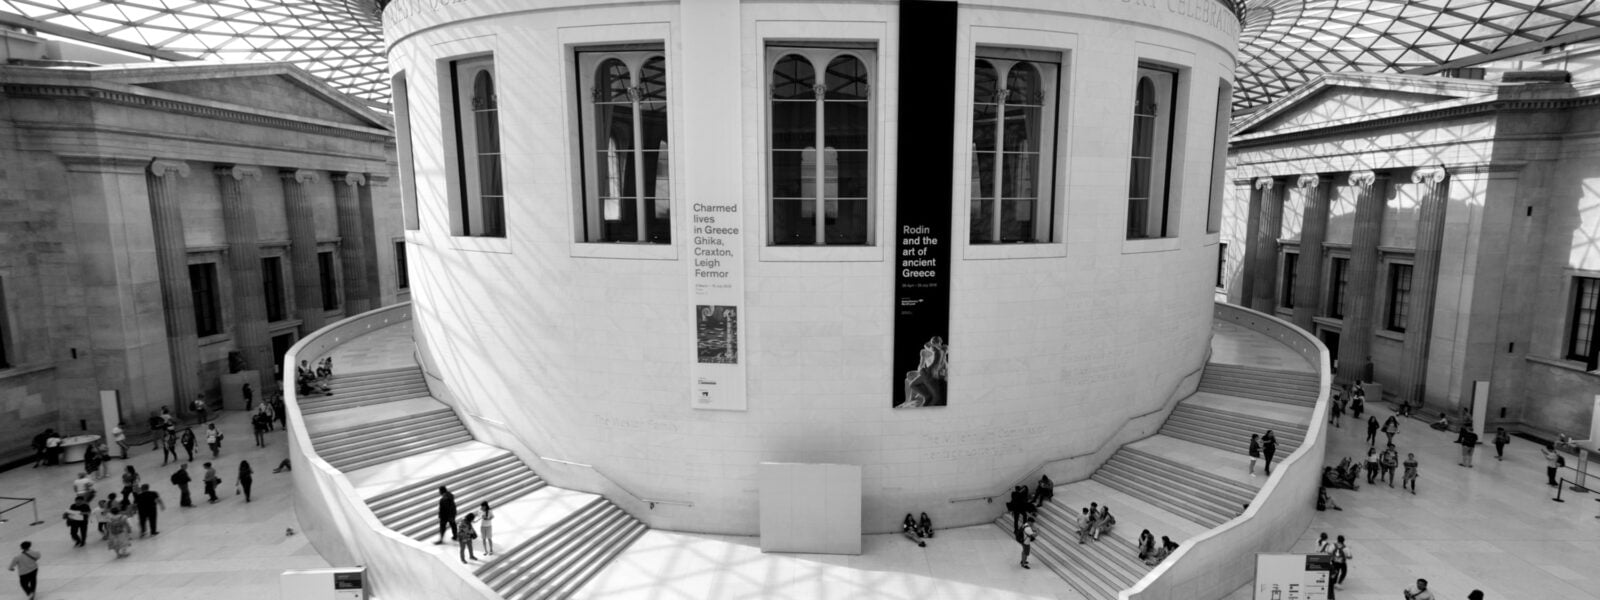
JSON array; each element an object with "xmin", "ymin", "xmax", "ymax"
[
  {"xmin": 690, "ymin": 201, "xmax": 745, "ymax": 411},
  {"xmin": 1254, "ymin": 553, "xmax": 1332, "ymax": 600}
]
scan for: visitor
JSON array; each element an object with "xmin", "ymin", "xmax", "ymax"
[
  {"xmin": 1402, "ymin": 452, "xmax": 1418, "ymax": 494},
  {"xmin": 479, "ymin": 501, "xmax": 495, "ymax": 556},
  {"xmin": 9, "ymin": 541, "xmax": 40, "ymax": 599},
  {"xmin": 1248, "ymin": 434, "xmax": 1261, "ymax": 475},
  {"xmin": 30, "ymin": 430, "xmax": 51, "ymax": 468},
  {"xmin": 901, "ymin": 514, "xmax": 925, "ymax": 547},
  {"xmin": 105, "ymin": 507, "xmax": 131, "ymax": 558},
  {"xmin": 44, "ymin": 431, "xmax": 62, "ymax": 466},
  {"xmin": 133, "ymin": 484, "xmax": 164, "ymax": 537},
  {"xmin": 458, "ymin": 512, "xmax": 478, "ymax": 563},
  {"xmin": 64, "ymin": 497, "xmax": 90, "ymax": 547},
  {"xmin": 1366, "ymin": 416, "xmax": 1380, "ymax": 446},
  {"xmin": 1018, "ymin": 516, "xmax": 1035, "ymax": 569},
  {"xmin": 1331, "ymin": 534, "xmax": 1351, "ymax": 587},
  {"xmin": 180, "ymin": 427, "xmax": 196, "ymax": 462},
  {"xmin": 1456, "ymin": 426, "xmax": 1478, "ymax": 468},
  {"xmin": 161, "ymin": 428, "xmax": 179, "ymax": 466},
  {"xmin": 202, "ymin": 462, "xmax": 221, "ymax": 504},
  {"xmin": 1380, "ymin": 444, "xmax": 1399, "ymax": 486},
  {"xmin": 205, "ymin": 423, "xmax": 223, "ymax": 458},
  {"xmin": 1384, "ymin": 415, "xmax": 1400, "ymax": 445},
  {"xmin": 1076, "ymin": 506, "xmax": 1091, "ymax": 544},
  {"xmin": 1431, "ymin": 414, "xmax": 1451, "ymax": 431},
  {"xmin": 1364, "ymin": 448, "xmax": 1380, "ymax": 484},
  {"xmin": 1090, "ymin": 506, "xmax": 1115, "ymax": 540},
  {"xmin": 1403, "ymin": 578, "xmax": 1435, "ymax": 600},
  {"xmin": 72, "ymin": 471, "xmax": 95, "ymax": 503},
  {"xmin": 1542, "ymin": 443, "xmax": 1562, "ymax": 487},
  {"xmin": 120, "ymin": 465, "xmax": 140, "ymax": 498},
  {"xmin": 1493, "ymin": 427, "xmax": 1510, "ymax": 460},
  {"xmin": 237, "ymin": 461, "xmax": 254, "ymax": 502},
  {"xmin": 192, "ymin": 394, "xmax": 208, "ymax": 425},
  {"xmin": 83, "ymin": 444, "xmax": 102, "ymax": 484},
  {"xmin": 1033, "ymin": 474, "xmax": 1053, "ymax": 507},
  {"xmin": 1137, "ymin": 529, "xmax": 1155, "ymax": 560},
  {"xmin": 171, "ymin": 463, "xmax": 193, "ymax": 507},
  {"xmin": 918, "ymin": 512, "xmax": 934, "ymax": 538},
  {"xmin": 436, "ymin": 486, "xmax": 457, "ymax": 544},
  {"xmin": 1262, "ymin": 431, "xmax": 1278, "ymax": 474}
]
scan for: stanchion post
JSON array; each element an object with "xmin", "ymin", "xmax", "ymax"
[{"xmin": 28, "ymin": 498, "xmax": 42, "ymax": 526}]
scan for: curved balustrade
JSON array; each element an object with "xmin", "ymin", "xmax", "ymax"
[
  {"xmin": 283, "ymin": 302, "xmax": 502, "ymax": 600},
  {"xmin": 1119, "ymin": 302, "xmax": 1331, "ymax": 600}
]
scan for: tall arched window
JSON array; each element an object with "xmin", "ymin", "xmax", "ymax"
[
  {"xmin": 969, "ymin": 48, "xmax": 1060, "ymax": 244},
  {"xmin": 578, "ymin": 48, "xmax": 671, "ymax": 243},
  {"xmin": 1127, "ymin": 64, "xmax": 1178, "ymax": 240},
  {"xmin": 768, "ymin": 46, "xmax": 875, "ymax": 246},
  {"xmin": 446, "ymin": 55, "xmax": 504, "ymax": 238}
]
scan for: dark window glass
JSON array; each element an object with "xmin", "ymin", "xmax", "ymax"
[
  {"xmin": 1386, "ymin": 264, "xmax": 1413, "ymax": 332},
  {"xmin": 1281, "ymin": 252, "xmax": 1298, "ymax": 308},
  {"xmin": 1569, "ymin": 277, "xmax": 1600, "ymax": 361},
  {"xmin": 319, "ymin": 252, "xmax": 340, "ymax": 311},
  {"xmin": 0, "ymin": 276, "xmax": 9, "ymax": 368},
  {"xmin": 582, "ymin": 52, "xmax": 670, "ymax": 243},
  {"xmin": 770, "ymin": 50, "xmax": 872, "ymax": 246},
  {"xmin": 1328, "ymin": 257, "xmax": 1349, "ymax": 319},
  {"xmin": 261, "ymin": 257, "xmax": 286, "ymax": 322},
  {"xmin": 189, "ymin": 263, "xmax": 221, "ymax": 337},
  {"xmin": 395, "ymin": 242, "xmax": 409, "ymax": 290},
  {"xmin": 971, "ymin": 55, "xmax": 1054, "ymax": 244},
  {"xmin": 1216, "ymin": 243, "xmax": 1227, "ymax": 288}
]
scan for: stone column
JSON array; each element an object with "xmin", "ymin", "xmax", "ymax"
[
  {"xmin": 333, "ymin": 172, "xmax": 372, "ymax": 314},
  {"xmin": 282, "ymin": 169, "xmax": 326, "ymax": 334},
  {"xmin": 360, "ymin": 174, "xmax": 387, "ymax": 308},
  {"xmin": 1238, "ymin": 180, "xmax": 1265, "ymax": 305},
  {"xmin": 1337, "ymin": 170, "xmax": 1388, "ymax": 387},
  {"xmin": 1250, "ymin": 177, "xmax": 1283, "ymax": 313},
  {"xmin": 217, "ymin": 165, "xmax": 275, "ymax": 390},
  {"xmin": 147, "ymin": 159, "xmax": 200, "ymax": 414},
  {"xmin": 1292, "ymin": 174, "xmax": 1331, "ymax": 331},
  {"xmin": 1399, "ymin": 166, "xmax": 1450, "ymax": 411}
]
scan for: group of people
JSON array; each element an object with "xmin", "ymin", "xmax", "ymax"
[
  {"xmin": 1316, "ymin": 532, "xmax": 1352, "ymax": 597},
  {"xmin": 1135, "ymin": 530, "xmax": 1180, "ymax": 566},
  {"xmin": 435, "ymin": 486, "xmax": 495, "ymax": 563},
  {"xmin": 1366, "ymin": 414, "xmax": 1402, "ymax": 447},
  {"xmin": 1247, "ymin": 431, "xmax": 1279, "ymax": 475},
  {"xmin": 1074, "ymin": 502, "xmax": 1116, "ymax": 544},
  {"xmin": 297, "ymin": 358, "xmax": 335, "ymax": 396},
  {"xmin": 1327, "ymin": 383, "xmax": 1367, "ymax": 429},
  {"xmin": 900, "ymin": 512, "xmax": 935, "ymax": 547},
  {"xmin": 29, "ymin": 430, "xmax": 65, "ymax": 468}
]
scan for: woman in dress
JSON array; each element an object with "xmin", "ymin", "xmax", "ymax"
[
  {"xmin": 479, "ymin": 501, "xmax": 494, "ymax": 556},
  {"xmin": 106, "ymin": 507, "xmax": 132, "ymax": 558},
  {"xmin": 1248, "ymin": 434, "xmax": 1261, "ymax": 475}
]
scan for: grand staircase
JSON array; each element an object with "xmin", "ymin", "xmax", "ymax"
[
  {"xmin": 299, "ymin": 360, "xmax": 648, "ymax": 600},
  {"xmin": 1001, "ymin": 361, "xmax": 1318, "ymax": 599}
]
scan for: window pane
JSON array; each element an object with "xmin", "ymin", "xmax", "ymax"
[
  {"xmin": 639, "ymin": 56, "xmax": 667, "ymax": 101},
  {"xmin": 772, "ymin": 198, "xmax": 816, "ymax": 245},
  {"xmin": 1002, "ymin": 105, "xmax": 1040, "ymax": 152},
  {"xmin": 971, "ymin": 198, "xmax": 995, "ymax": 243},
  {"xmin": 596, "ymin": 102, "xmax": 635, "ymax": 151},
  {"xmin": 1007, "ymin": 62, "xmax": 1042, "ymax": 104},
  {"xmin": 640, "ymin": 150, "xmax": 669, "ymax": 200},
  {"xmin": 772, "ymin": 55, "xmax": 815, "ymax": 100},
  {"xmin": 824, "ymin": 101, "xmax": 868, "ymax": 150},
  {"xmin": 1574, "ymin": 278, "xmax": 1599, "ymax": 359},
  {"xmin": 830, "ymin": 150, "xmax": 869, "ymax": 199},
  {"xmin": 974, "ymin": 60, "xmax": 998, "ymax": 103},
  {"xmin": 473, "ymin": 71, "xmax": 497, "ymax": 110},
  {"xmin": 1001, "ymin": 199, "xmax": 1034, "ymax": 242},
  {"xmin": 478, "ymin": 148, "xmax": 502, "ymax": 198},
  {"xmin": 972, "ymin": 105, "xmax": 997, "ymax": 152},
  {"xmin": 1128, "ymin": 156, "xmax": 1152, "ymax": 199},
  {"xmin": 603, "ymin": 196, "xmax": 638, "ymax": 242},
  {"xmin": 825, "ymin": 56, "xmax": 868, "ymax": 100},
  {"xmin": 771, "ymin": 150, "xmax": 806, "ymax": 198},
  {"xmin": 971, "ymin": 152, "xmax": 995, "ymax": 200},
  {"xmin": 825, "ymin": 199, "xmax": 868, "ymax": 244},
  {"xmin": 1000, "ymin": 153, "xmax": 1037, "ymax": 199},
  {"xmin": 646, "ymin": 197, "xmax": 671, "ymax": 243},
  {"xmin": 772, "ymin": 101, "xmax": 815, "ymax": 150},
  {"xmin": 597, "ymin": 58, "xmax": 631, "ymax": 102}
]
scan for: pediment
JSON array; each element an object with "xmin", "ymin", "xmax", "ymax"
[
  {"xmin": 135, "ymin": 74, "xmax": 376, "ymax": 127},
  {"xmin": 1234, "ymin": 73, "xmax": 1497, "ymax": 137}
]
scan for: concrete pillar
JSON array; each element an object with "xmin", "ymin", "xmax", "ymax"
[
  {"xmin": 146, "ymin": 159, "xmax": 200, "ymax": 415},
  {"xmin": 217, "ymin": 165, "xmax": 276, "ymax": 390},
  {"xmin": 1399, "ymin": 166, "xmax": 1449, "ymax": 410},
  {"xmin": 1292, "ymin": 174, "xmax": 1331, "ymax": 332},
  {"xmin": 360, "ymin": 174, "xmax": 387, "ymax": 307},
  {"xmin": 1239, "ymin": 180, "xmax": 1264, "ymax": 306},
  {"xmin": 1250, "ymin": 177, "xmax": 1283, "ymax": 313},
  {"xmin": 333, "ymin": 172, "xmax": 372, "ymax": 314},
  {"xmin": 281, "ymin": 169, "xmax": 326, "ymax": 334},
  {"xmin": 1338, "ymin": 170, "xmax": 1388, "ymax": 387}
]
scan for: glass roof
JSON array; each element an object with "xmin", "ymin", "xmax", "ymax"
[{"xmin": 1, "ymin": 0, "xmax": 1597, "ymax": 111}]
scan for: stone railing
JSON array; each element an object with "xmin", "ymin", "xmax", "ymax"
[
  {"xmin": 1119, "ymin": 302, "xmax": 1331, "ymax": 600},
  {"xmin": 284, "ymin": 302, "xmax": 502, "ymax": 600}
]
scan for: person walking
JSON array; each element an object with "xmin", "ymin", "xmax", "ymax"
[
  {"xmin": 1402, "ymin": 452, "xmax": 1419, "ymax": 494},
  {"xmin": 112, "ymin": 421, "xmax": 128, "ymax": 459},
  {"xmin": 44, "ymin": 431, "xmax": 62, "ymax": 466},
  {"xmin": 1019, "ymin": 516, "xmax": 1036, "ymax": 569},
  {"xmin": 236, "ymin": 461, "xmax": 254, "ymax": 502},
  {"xmin": 9, "ymin": 541, "xmax": 40, "ymax": 599},
  {"xmin": 205, "ymin": 423, "xmax": 223, "ymax": 459},
  {"xmin": 1366, "ymin": 416, "xmax": 1380, "ymax": 446},
  {"xmin": 1493, "ymin": 427, "xmax": 1510, "ymax": 460},
  {"xmin": 180, "ymin": 428, "xmax": 196, "ymax": 462},
  {"xmin": 171, "ymin": 463, "xmax": 193, "ymax": 507},
  {"xmin": 252, "ymin": 410, "xmax": 269, "ymax": 447},
  {"xmin": 1351, "ymin": 387, "xmax": 1364, "ymax": 419},
  {"xmin": 1262, "ymin": 431, "xmax": 1279, "ymax": 475},
  {"xmin": 105, "ymin": 507, "xmax": 131, "ymax": 558},
  {"xmin": 1383, "ymin": 415, "xmax": 1400, "ymax": 446},
  {"xmin": 1364, "ymin": 448, "xmax": 1380, "ymax": 484},
  {"xmin": 1248, "ymin": 434, "xmax": 1261, "ymax": 475},
  {"xmin": 1542, "ymin": 443, "xmax": 1562, "ymax": 486},
  {"xmin": 1330, "ymin": 391, "xmax": 1344, "ymax": 428},
  {"xmin": 436, "ymin": 486, "xmax": 457, "ymax": 544},
  {"xmin": 479, "ymin": 501, "xmax": 495, "ymax": 556},
  {"xmin": 458, "ymin": 512, "xmax": 479, "ymax": 563},
  {"xmin": 73, "ymin": 471, "xmax": 96, "ymax": 503},
  {"xmin": 202, "ymin": 462, "xmax": 221, "ymax": 504},
  {"xmin": 133, "ymin": 484, "xmax": 164, "ymax": 536},
  {"xmin": 64, "ymin": 497, "xmax": 90, "ymax": 547},
  {"xmin": 120, "ymin": 465, "xmax": 140, "ymax": 499},
  {"xmin": 242, "ymin": 382, "xmax": 253, "ymax": 411},
  {"xmin": 30, "ymin": 430, "xmax": 51, "ymax": 468},
  {"xmin": 1331, "ymin": 535, "xmax": 1352, "ymax": 588},
  {"xmin": 192, "ymin": 394, "xmax": 208, "ymax": 425},
  {"xmin": 1457, "ymin": 426, "xmax": 1478, "ymax": 468},
  {"xmin": 161, "ymin": 429, "xmax": 178, "ymax": 466},
  {"xmin": 1403, "ymin": 578, "xmax": 1435, "ymax": 600},
  {"xmin": 1380, "ymin": 444, "xmax": 1400, "ymax": 487}
]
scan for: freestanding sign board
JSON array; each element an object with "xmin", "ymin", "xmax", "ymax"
[{"xmin": 1253, "ymin": 553, "xmax": 1333, "ymax": 600}]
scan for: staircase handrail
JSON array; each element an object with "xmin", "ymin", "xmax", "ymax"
[
  {"xmin": 948, "ymin": 353, "xmax": 1210, "ymax": 505},
  {"xmin": 535, "ymin": 454, "xmax": 695, "ymax": 510}
]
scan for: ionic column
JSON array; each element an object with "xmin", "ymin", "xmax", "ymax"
[
  {"xmin": 360, "ymin": 174, "xmax": 387, "ymax": 308},
  {"xmin": 1398, "ymin": 166, "xmax": 1450, "ymax": 411},
  {"xmin": 218, "ymin": 165, "xmax": 275, "ymax": 389},
  {"xmin": 1337, "ymin": 170, "xmax": 1388, "ymax": 387},
  {"xmin": 281, "ymin": 169, "xmax": 326, "ymax": 334},
  {"xmin": 333, "ymin": 172, "xmax": 372, "ymax": 314},
  {"xmin": 1292, "ymin": 174, "xmax": 1331, "ymax": 331},
  {"xmin": 1238, "ymin": 179, "xmax": 1264, "ymax": 305},
  {"xmin": 147, "ymin": 159, "xmax": 200, "ymax": 414},
  {"xmin": 1249, "ymin": 177, "xmax": 1283, "ymax": 313}
]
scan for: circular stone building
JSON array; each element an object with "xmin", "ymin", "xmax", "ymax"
[{"xmin": 384, "ymin": 0, "xmax": 1239, "ymax": 534}]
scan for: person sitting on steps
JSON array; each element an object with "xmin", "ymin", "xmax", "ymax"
[{"xmin": 901, "ymin": 513, "xmax": 925, "ymax": 547}]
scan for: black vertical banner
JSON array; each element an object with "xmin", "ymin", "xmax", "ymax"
[{"xmin": 892, "ymin": 0, "xmax": 956, "ymax": 408}]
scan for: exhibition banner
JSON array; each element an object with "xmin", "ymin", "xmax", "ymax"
[
  {"xmin": 1253, "ymin": 553, "xmax": 1333, "ymax": 600},
  {"xmin": 691, "ymin": 201, "xmax": 746, "ymax": 410},
  {"xmin": 891, "ymin": 0, "xmax": 956, "ymax": 408}
]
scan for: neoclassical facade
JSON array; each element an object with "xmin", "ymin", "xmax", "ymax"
[
  {"xmin": 389, "ymin": 0, "xmax": 1238, "ymax": 533},
  {"xmin": 1221, "ymin": 44, "xmax": 1600, "ymax": 434},
  {"xmin": 0, "ymin": 40, "xmax": 406, "ymax": 463}
]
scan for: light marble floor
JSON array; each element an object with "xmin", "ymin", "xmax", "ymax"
[{"xmin": 1209, "ymin": 321, "xmax": 1316, "ymax": 372}]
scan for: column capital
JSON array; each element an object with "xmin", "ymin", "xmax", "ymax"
[
  {"xmin": 1411, "ymin": 166, "xmax": 1447, "ymax": 186},
  {"xmin": 217, "ymin": 165, "xmax": 262, "ymax": 181},
  {"xmin": 1347, "ymin": 170, "xmax": 1376, "ymax": 187},
  {"xmin": 339, "ymin": 172, "xmax": 368, "ymax": 187},
  {"xmin": 1294, "ymin": 174, "xmax": 1322, "ymax": 189},
  {"xmin": 364, "ymin": 173, "xmax": 391, "ymax": 186},
  {"xmin": 1253, "ymin": 177, "xmax": 1275, "ymax": 190},
  {"xmin": 150, "ymin": 159, "xmax": 191, "ymax": 179},
  {"xmin": 280, "ymin": 169, "xmax": 320, "ymax": 184}
]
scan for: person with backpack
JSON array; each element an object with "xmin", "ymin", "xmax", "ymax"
[
  {"xmin": 457, "ymin": 512, "xmax": 478, "ymax": 563},
  {"xmin": 170, "ymin": 463, "xmax": 193, "ymax": 507},
  {"xmin": 1457, "ymin": 426, "xmax": 1479, "ymax": 468},
  {"xmin": 202, "ymin": 462, "xmax": 221, "ymax": 504},
  {"xmin": 1018, "ymin": 516, "xmax": 1036, "ymax": 569}
]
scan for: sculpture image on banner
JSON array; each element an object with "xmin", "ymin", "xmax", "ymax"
[
  {"xmin": 697, "ymin": 305, "xmax": 738, "ymax": 364},
  {"xmin": 896, "ymin": 336, "xmax": 948, "ymax": 408}
]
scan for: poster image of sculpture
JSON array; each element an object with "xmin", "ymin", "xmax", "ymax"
[
  {"xmin": 697, "ymin": 305, "xmax": 738, "ymax": 364},
  {"xmin": 896, "ymin": 336, "xmax": 948, "ymax": 408}
]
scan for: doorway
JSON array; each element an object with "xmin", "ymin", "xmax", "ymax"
[
  {"xmin": 271, "ymin": 333, "xmax": 297, "ymax": 385},
  {"xmin": 1319, "ymin": 329, "xmax": 1341, "ymax": 373}
]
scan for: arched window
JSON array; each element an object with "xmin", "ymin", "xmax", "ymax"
[
  {"xmin": 768, "ymin": 47, "xmax": 874, "ymax": 246},
  {"xmin": 1127, "ymin": 65, "xmax": 1178, "ymax": 240},
  {"xmin": 578, "ymin": 50, "xmax": 671, "ymax": 243},
  {"xmin": 969, "ymin": 48, "xmax": 1059, "ymax": 244},
  {"xmin": 446, "ymin": 55, "xmax": 505, "ymax": 238}
]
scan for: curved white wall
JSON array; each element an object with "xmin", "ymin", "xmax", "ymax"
[{"xmin": 387, "ymin": 0, "xmax": 1238, "ymax": 534}]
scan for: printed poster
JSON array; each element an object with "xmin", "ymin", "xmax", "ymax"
[{"xmin": 690, "ymin": 201, "xmax": 746, "ymax": 410}]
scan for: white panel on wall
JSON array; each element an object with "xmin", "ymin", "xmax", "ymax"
[{"xmin": 759, "ymin": 462, "xmax": 862, "ymax": 555}]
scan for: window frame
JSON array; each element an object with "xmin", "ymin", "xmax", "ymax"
[
  {"xmin": 1216, "ymin": 242, "xmax": 1227, "ymax": 289},
  {"xmin": 395, "ymin": 240, "xmax": 409, "ymax": 290},
  {"xmin": 1567, "ymin": 276, "xmax": 1600, "ymax": 362},
  {"xmin": 1205, "ymin": 79, "xmax": 1230, "ymax": 234},
  {"xmin": 1385, "ymin": 262, "xmax": 1413, "ymax": 333},
  {"xmin": 1125, "ymin": 62, "xmax": 1181, "ymax": 241},
  {"xmin": 967, "ymin": 46, "xmax": 1062, "ymax": 245},
  {"xmin": 574, "ymin": 44, "xmax": 673, "ymax": 245},
  {"xmin": 1326, "ymin": 254, "xmax": 1350, "ymax": 319},
  {"xmin": 442, "ymin": 54, "xmax": 505, "ymax": 239},
  {"xmin": 189, "ymin": 262, "xmax": 222, "ymax": 338},
  {"xmin": 393, "ymin": 71, "xmax": 421, "ymax": 231},
  {"xmin": 764, "ymin": 44, "xmax": 878, "ymax": 247}
]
